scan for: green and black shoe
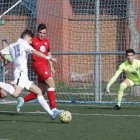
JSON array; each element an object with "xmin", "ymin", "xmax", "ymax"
[{"xmin": 113, "ymin": 105, "xmax": 121, "ymax": 110}]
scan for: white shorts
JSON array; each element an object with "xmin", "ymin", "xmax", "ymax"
[{"xmin": 11, "ymin": 72, "xmax": 33, "ymax": 90}]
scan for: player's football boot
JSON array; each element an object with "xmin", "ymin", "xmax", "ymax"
[
  {"xmin": 50, "ymin": 109, "xmax": 64, "ymax": 120},
  {"xmin": 52, "ymin": 108, "xmax": 64, "ymax": 113},
  {"xmin": 113, "ymin": 105, "xmax": 121, "ymax": 110},
  {"xmin": 16, "ymin": 97, "xmax": 24, "ymax": 112}
]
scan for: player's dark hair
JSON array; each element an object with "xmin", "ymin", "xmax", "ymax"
[
  {"xmin": 37, "ymin": 23, "xmax": 47, "ymax": 32},
  {"xmin": 126, "ymin": 49, "xmax": 135, "ymax": 55},
  {"xmin": 21, "ymin": 29, "xmax": 34, "ymax": 39}
]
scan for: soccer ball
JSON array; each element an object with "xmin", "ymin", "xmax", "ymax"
[{"xmin": 59, "ymin": 111, "xmax": 72, "ymax": 123}]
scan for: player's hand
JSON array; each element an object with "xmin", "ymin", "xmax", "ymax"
[
  {"xmin": 46, "ymin": 56, "xmax": 57, "ymax": 62},
  {"xmin": 105, "ymin": 86, "xmax": 110, "ymax": 95},
  {"xmin": 3, "ymin": 60, "xmax": 8, "ymax": 66},
  {"xmin": 51, "ymin": 67, "xmax": 55, "ymax": 75},
  {"xmin": 4, "ymin": 55, "xmax": 13, "ymax": 62},
  {"xmin": 50, "ymin": 57, "xmax": 57, "ymax": 62}
]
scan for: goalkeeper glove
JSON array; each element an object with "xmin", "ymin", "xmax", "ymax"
[
  {"xmin": 105, "ymin": 85, "xmax": 110, "ymax": 95},
  {"xmin": 4, "ymin": 55, "xmax": 13, "ymax": 62}
]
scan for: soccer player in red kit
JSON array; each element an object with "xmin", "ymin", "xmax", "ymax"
[{"xmin": 17, "ymin": 23, "xmax": 63, "ymax": 114}]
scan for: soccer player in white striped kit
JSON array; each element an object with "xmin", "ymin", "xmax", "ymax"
[{"xmin": 0, "ymin": 29, "xmax": 63, "ymax": 119}]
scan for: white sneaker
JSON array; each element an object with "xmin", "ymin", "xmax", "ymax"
[
  {"xmin": 16, "ymin": 97, "xmax": 24, "ymax": 112},
  {"xmin": 50, "ymin": 109, "xmax": 64, "ymax": 120}
]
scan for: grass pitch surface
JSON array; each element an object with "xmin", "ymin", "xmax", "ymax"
[{"xmin": 0, "ymin": 104, "xmax": 140, "ymax": 140}]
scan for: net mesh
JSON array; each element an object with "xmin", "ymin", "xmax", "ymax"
[{"xmin": 0, "ymin": 0, "xmax": 140, "ymax": 105}]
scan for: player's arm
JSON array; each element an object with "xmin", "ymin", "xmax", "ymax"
[
  {"xmin": 105, "ymin": 66, "xmax": 123, "ymax": 94},
  {"xmin": 0, "ymin": 52, "xmax": 6, "ymax": 61},
  {"xmin": 48, "ymin": 52, "xmax": 56, "ymax": 74},
  {"xmin": 0, "ymin": 49, "xmax": 12, "ymax": 66},
  {"xmin": 32, "ymin": 50, "xmax": 57, "ymax": 62},
  {"xmin": 45, "ymin": 41, "xmax": 56, "ymax": 74},
  {"xmin": 26, "ymin": 43, "xmax": 56, "ymax": 62},
  {"xmin": 1, "ymin": 40, "xmax": 13, "ymax": 62},
  {"xmin": 0, "ymin": 52, "xmax": 8, "ymax": 65}
]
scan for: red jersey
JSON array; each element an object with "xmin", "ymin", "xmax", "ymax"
[{"xmin": 32, "ymin": 36, "xmax": 50, "ymax": 63}]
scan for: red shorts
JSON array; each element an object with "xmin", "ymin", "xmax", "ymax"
[{"xmin": 32, "ymin": 62, "xmax": 51, "ymax": 82}]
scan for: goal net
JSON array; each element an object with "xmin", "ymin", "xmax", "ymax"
[{"xmin": 0, "ymin": 0, "xmax": 140, "ymax": 105}]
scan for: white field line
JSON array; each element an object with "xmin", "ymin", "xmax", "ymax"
[
  {"xmin": 73, "ymin": 113, "xmax": 140, "ymax": 117},
  {"xmin": 0, "ymin": 111, "xmax": 140, "ymax": 117}
]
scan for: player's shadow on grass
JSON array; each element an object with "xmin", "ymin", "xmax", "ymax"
[
  {"xmin": 86, "ymin": 106, "xmax": 140, "ymax": 111},
  {"xmin": 0, "ymin": 112, "xmax": 62, "ymax": 124},
  {"xmin": 85, "ymin": 106, "xmax": 112, "ymax": 110},
  {"xmin": 0, "ymin": 119, "xmax": 62, "ymax": 124}
]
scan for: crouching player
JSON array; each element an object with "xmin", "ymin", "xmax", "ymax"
[{"xmin": 106, "ymin": 49, "xmax": 140, "ymax": 110}]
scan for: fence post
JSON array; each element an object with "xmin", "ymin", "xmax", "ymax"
[{"xmin": 94, "ymin": 0, "xmax": 102, "ymax": 102}]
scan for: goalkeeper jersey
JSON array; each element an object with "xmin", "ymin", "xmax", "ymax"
[{"xmin": 107, "ymin": 59, "xmax": 140, "ymax": 87}]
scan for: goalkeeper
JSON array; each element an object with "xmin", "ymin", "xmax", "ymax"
[{"xmin": 105, "ymin": 49, "xmax": 140, "ymax": 110}]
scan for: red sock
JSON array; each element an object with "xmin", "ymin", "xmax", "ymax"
[
  {"xmin": 24, "ymin": 92, "xmax": 37, "ymax": 103},
  {"xmin": 47, "ymin": 89, "xmax": 56, "ymax": 109}
]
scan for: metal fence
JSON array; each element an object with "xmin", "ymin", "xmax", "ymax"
[{"xmin": 0, "ymin": 0, "xmax": 140, "ymax": 105}]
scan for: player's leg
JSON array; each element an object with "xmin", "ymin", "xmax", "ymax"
[
  {"xmin": 17, "ymin": 82, "xmax": 47, "ymax": 112},
  {"xmin": 45, "ymin": 77, "xmax": 57, "ymax": 110},
  {"xmin": 12, "ymin": 85, "xmax": 24, "ymax": 97},
  {"xmin": 24, "ymin": 92, "xmax": 37, "ymax": 102},
  {"xmin": 32, "ymin": 62, "xmax": 57, "ymax": 110},
  {"xmin": 30, "ymin": 62, "xmax": 63, "ymax": 114},
  {"xmin": 0, "ymin": 82, "xmax": 22, "ymax": 97},
  {"xmin": 44, "ymin": 77, "xmax": 64, "ymax": 114},
  {"xmin": 0, "ymin": 82, "xmax": 24, "ymax": 112},
  {"xmin": 24, "ymin": 82, "xmax": 46, "ymax": 103},
  {"xmin": 0, "ymin": 88, "xmax": 8, "ymax": 99},
  {"xmin": 113, "ymin": 79, "xmax": 134, "ymax": 110},
  {"xmin": 5, "ymin": 72, "xmax": 28, "ymax": 98},
  {"xmin": 17, "ymin": 91, "xmax": 37, "ymax": 112},
  {"xmin": 29, "ymin": 83, "xmax": 61, "ymax": 119},
  {"xmin": 17, "ymin": 79, "xmax": 54, "ymax": 118},
  {"xmin": 23, "ymin": 63, "xmax": 48, "ymax": 103},
  {"xmin": 21, "ymin": 78, "xmax": 57, "ymax": 110},
  {"xmin": 16, "ymin": 73, "xmax": 34, "ymax": 111}
]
